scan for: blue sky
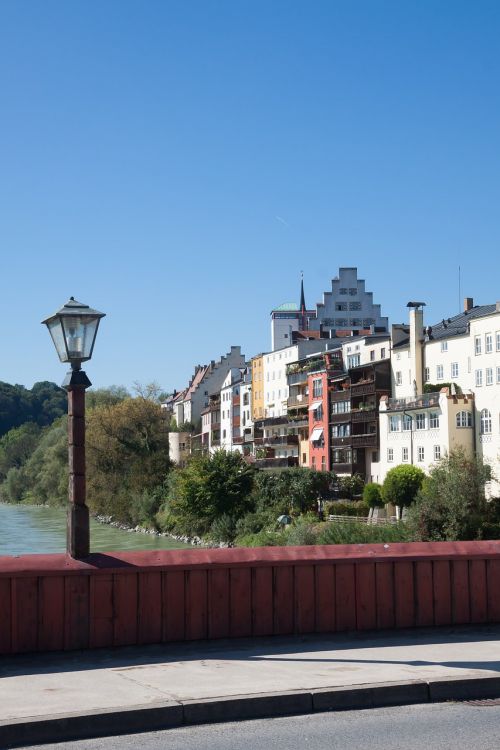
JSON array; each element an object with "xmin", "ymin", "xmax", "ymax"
[{"xmin": 1, "ymin": 1, "xmax": 499, "ymax": 393}]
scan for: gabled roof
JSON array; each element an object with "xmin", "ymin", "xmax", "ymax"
[{"xmin": 428, "ymin": 305, "xmax": 497, "ymax": 341}]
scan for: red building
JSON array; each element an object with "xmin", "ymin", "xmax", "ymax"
[{"xmin": 308, "ymin": 370, "xmax": 329, "ymax": 471}]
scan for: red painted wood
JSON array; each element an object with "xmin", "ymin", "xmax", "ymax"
[
  {"xmin": 138, "ymin": 572, "xmax": 162, "ymax": 644},
  {"xmin": 162, "ymin": 570, "xmax": 185, "ymax": 641},
  {"xmin": 355, "ymin": 563, "xmax": 376, "ymax": 631},
  {"xmin": 469, "ymin": 559, "xmax": 488, "ymax": 623},
  {"xmin": 415, "ymin": 561, "xmax": 434, "ymax": 627},
  {"xmin": 294, "ymin": 565, "xmax": 315, "ymax": 634},
  {"xmin": 487, "ymin": 560, "xmax": 500, "ymax": 622},
  {"xmin": 12, "ymin": 577, "xmax": 38, "ymax": 653},
  {"xmin": 230, "ymin": 567, "xmax": 252, "ymax": 638},
  {"xmin": 208, "ymin": 568, "xmax": 229, "ymax": 639},
  {"xmin": 376, "ymin": 562, "xmax": 395, "ymax": 629},
  {"xmin": 0, "ymin": 578, "xmax": 11, "ymax": 654},
  {"xmin": 315, "ymin": 565, "xmax": 335, "ymax": 633},
  {"xmin": 64, "ymin": 576, "xmax": 89, "ymax": 650},
  {"xmin": 39, "ymin": 576, "xmax": 65, "ymax": 651},
  {"xmin": 433, "ymin": 561, "xmax": 451, "ymax": 626},
  {"xmin": 251, "ymin": 566, "xmax": 273, "ymax": 636},
  {"xmin": 273, "ymin": 566, "xmax": 294, "ymax": 635},
  {"xmin": 335, "ymin": 563, "xmax": 356, "ymax": 631},
  {"xmin": 186, "ymin": 569, "xmax": 207, "ymax": 640},
  {"xmin": 451, "ymin": 560, "xmax": 470, "ymax": 625},
  {"xmin": 113, "ymin": 573, "xmax": 138, "ymax": 646},
  {"xmin": 394, "ymin": 561, "xmax": 415, "ymax": 628},
  {"xmin": 90, "ymin": 574, "xmax": 114, "ymax": 648}
]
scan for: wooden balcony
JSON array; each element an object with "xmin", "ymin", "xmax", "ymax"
[
  {"xmin": 254, "ymin": 457, "xmax": 299, "ymax": 469},
  {"xmin": 330, "ymin": 388, "xmax": 351, "ymax": 401},
  {"xmin": 330, "ymin": 412, "xmax": 351, "ymax": 424},
  {"xmin": 331, "ymin": 433, "xmax": 378, "ymax": 448},
  {"xmin": 351, "ymin": 408, "xmax": 377, "ymax": 422},
  {"xmin": 350, "ymin": 380, "xmax": 375, "ymax": 396},
  {"xmin": 254, "ymin": 435, "xmax": 299, "ymax": 447}
]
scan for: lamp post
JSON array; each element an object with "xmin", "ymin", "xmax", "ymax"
[{"xmin": 42, "ymin": 297, "xmax": 105, "ymax": 558}]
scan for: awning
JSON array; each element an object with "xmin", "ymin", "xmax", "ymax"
[
  {"xmin": 310, "ymin": 427, "xmax": 324, "ymax": 442},
  {"xmin": 308, "ymin": 401, "xmax": 322, "ymax": 411}
]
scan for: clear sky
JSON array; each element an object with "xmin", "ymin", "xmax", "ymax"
[{"xmin": 1, "ymin": 1, "xmax": 499, "ymax": 393}]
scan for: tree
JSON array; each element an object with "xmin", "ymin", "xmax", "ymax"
[
  {"xmin": 0, "ymin": 423, "xmax": 41, "ymax": 480},
  {"xmin": 86, "ymin": 386, "xmax": 129, "ymax": 410},
  {"xmin": 0, "ymin": 381, "xmax": 66, "ymax": 436},
  {"xmin": 382, "ymin": 464, "xmax": 425, "ymax": 510},
  {"xmin": 160, "ymin": 450, "xmax": 255, "ymax": 537},
  {"xmin": 363, "ymin": 482, "xmax": 384, "ymax": 508},
  {"xmin": 86, "ymin": 397, "xmax": 171, "ymax": 522},
  {"xmin": 407, "ymin": 449, "xmax": 492, "ymax": 541}
]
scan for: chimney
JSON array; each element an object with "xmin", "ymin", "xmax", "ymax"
[
  {"xmin": 464, "ymin": 297, "xmax": 474, "ymax": 312},
  {"xmin": 496, "ymin": 301, "xmax": 500, "ymax": 313},
  {"xmin": 407, "ymin": 302, "xmax": 425, "ymax": 394}
]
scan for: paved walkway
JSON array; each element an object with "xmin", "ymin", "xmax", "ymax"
[{"xmin": 2, "ymin": 627, "xmax": 500, "ymax": 746}]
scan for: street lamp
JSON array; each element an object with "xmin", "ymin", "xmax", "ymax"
[{"xmin": 42, "ymin": 297, "xmax": 105, "ymax": 558}]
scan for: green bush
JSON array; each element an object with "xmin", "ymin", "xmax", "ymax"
[
  {"xmin": 285, "ymin": 518, "xmax": 320, "ymax": 546},
  {"xmin": 234, "ymin": 530, "xmax": 286, "ymax": 547},
  {"xmin": 336, "ymin": 473, "xmax": 364, "ymax": 499},
  {"xmin": 325, "ymin": 500, "xmax": 367, "ymax": 517},
  {"xmin": 382, "ymin": 464, "xmax": 425, "ymax": 509},
  {"xmin": 318, "ymin": 521, "xmax": 413, "ymax": 545},
  {"xmin": 363, "ymin": 482, "xmax": 384, "ymax": 508},
  {"xmin": 208, "ymin": 514, "xmax": 238, "ymax": 544}
]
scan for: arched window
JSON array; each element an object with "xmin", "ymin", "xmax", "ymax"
[
  {"xmin": 480, "ymin": 409, "xmax": 492, "ymax": 434},
  {"xmin": 456, "ymin": 411, "xmax": 472, "ymax": 428}
]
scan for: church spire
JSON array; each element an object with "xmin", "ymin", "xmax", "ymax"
[{"xmin": 300, "ymin": 271, "xmax": 306, "ymax": 313}]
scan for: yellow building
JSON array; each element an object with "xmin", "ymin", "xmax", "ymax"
[{"xmin": 251, "ymin": 354, "xmax": 265, "ymax": 421}]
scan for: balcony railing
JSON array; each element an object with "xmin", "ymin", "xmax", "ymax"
[
  {"xmin": 386, "ymin": 392, "xmax": 441, "ymax": 412},
  {"xmin": 350, "ymin": 380, "xmax": 375, "ymax": 396},
  {"xmin": 211, "ymin": 422, "xmax": 220, "ymax": 431},
  {"xmin": 208, "ymin": 400, "xmax": 221, "ymax": 411},
  {"xmin": 254, "ymin": 457, "xmax": 299, "ymax": 469},
  {"xmin": 330, "ymin": 462, "xmax": 353, "ymax": 474},
  {"xmin": 350, "ymin": 408, "xmax": 377, "ymax": 422},
  {"xmin": 330, "ymin": 388, "xmax": 351, "ymax": 400},
  {"xmin": 331, "ymin": 433, "xmax": 377, "ymax": 448},
  {"xmin": 254, "ymin": 434, "xmax": 299, "ymax": 447},
  {"xmin": 287, "ymin": 394, "xmax": 308, "ymax": 409},
  {"xmin": 330, "ymin": 411, "xmax": 351, "ymax": 424},
  {"xmin": 287, "ymin": 371, "xmax": 309, "ymax": 386}
]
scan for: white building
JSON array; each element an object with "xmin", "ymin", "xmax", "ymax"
[{"xmin": 379, "ymin": 299, "xmax": 500, "ymax": 495}]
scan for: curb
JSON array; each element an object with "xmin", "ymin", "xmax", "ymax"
[{"xmin": 2, "ymin": 676, "xmax": 500, "ymax": 748}]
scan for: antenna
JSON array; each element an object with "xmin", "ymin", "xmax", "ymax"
[{"xmin": 458, "ymin": 265, "xmax": 461, "ymax": 314}]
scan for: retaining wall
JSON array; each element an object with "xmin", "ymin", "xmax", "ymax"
[{"xmin": 1, "ymin": 541, "xmax": 500, "ymax": 654}]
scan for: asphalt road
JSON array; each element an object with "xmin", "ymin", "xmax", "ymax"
[{"xmin": 19, "ymin": 702, "xmax": 500, "ymax": 750}]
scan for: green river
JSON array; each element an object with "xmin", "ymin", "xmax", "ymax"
[{"xmin": 0, "ymin": 504, "xmax": 189, "ymax": 556}]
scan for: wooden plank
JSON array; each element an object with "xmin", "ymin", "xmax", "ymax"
[
  {"xmin": 113, "ymin": 573, "xmax": 138, "ymax": 646},
  {"xmin": 252, "ymin": 566, "xmax": 273, "ymax": 636},
  {"xmin": 208, "ymin": 568, "xmax": 229, "ymax": 639},
  {"xmin": 230, "ymin": 567, "xmax": 252, "ymax": 638},
  {"xmin": 487, "ymin": 559, "xmax": 500, "ymax": 623},
  {"xmin": 186, "ymin": 569, "xmax": 207, "ymax": 640},
  {"xmin": 64, "ymin": 575, "xmax": 90, "ymax": 650},
  {"xmin": 335, "ymin": 563, "xmax": 356, "ymax": 631},
  {"xmin": 394, "ymin": 561, "xmax": 415, "ymax": 628},
  {"xmin": 294, "ymin": 565, "xmax": 315, "ymax": 634},
  {"xmin": 433, "ymin": 560, "xmax": 451, "ymax": 626},
  {"xmin": 90, "ymin": 575, "xmax": 114, "ymax": 648},
  {"xmin": 0, "ymin": 578, "xmax": 11, "ymax": 654},
  {"xmin": 451, "ymin": 559, "xmax": 470, "ymax": 625},
  {"xmin": 138, "ymin": 572, "xmax": 162, "ymax": 645},
  {"xmin": 415, "ymin": 561, "xmax": 434, "ymax": 627},
  {"xmin": 162, "ymin": 570, "xmax": 185, "ymax": 642},
  {"xmin": 469, "ymin": 559, "xmax": 487, "ymax": 624},
  {"xmin": 315, "ymin": 565, "xmax": 335, "ymax": 633},
  {"xmin": 273, "ymin": 566, "xmax": 294, "ymax": 635},
  {"xmin": 355, "ymin": 563, "xmax": 376, "ymax": 631},
  {"xmin": 376, "ymin": 562, "xmax": 395, "ymax": 630},
  {"xmin": 13, "ymin": 577, "xmax": 38, "ymax": 653},
  {"xmin": 38, "ymin": 576, "xmax": 65, "ymax": 651}
]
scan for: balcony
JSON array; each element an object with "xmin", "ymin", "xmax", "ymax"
[
  {"xmin": 287, "ymin": 371, "xmax": 309, "ymax": 386},
  {"xmin": 255, "ymin": 434, "xmax": 299, "ymax": 447},
  {"xmin": 351, "ymin": 408, "xmax": 377, "ymax": 422},
  {"xmin": 386, "ymin": 392, "xmax": 441, "ymax": 412},
  {"xmin": 211, "ymin": 422, "xmax": 220, "ymax": 431},
  {"xmin": 331, "ymin": 435, "xmax": 352, "ymax": 447},
  {"xmin": 350, "ymin": 380, "xmax": 375, "ymax": 396},
  {"xmin": 208, "ymin": 399, "xmax": 221, "ymax": 411},
  {"xmin": 255, "ymin": 416, "xmax": 289, "ymax": 428},
  {"xmin": 254, "ymin": 457, "xmax": 299, "ymax": 469},
  {"xmin": 330, "ymin": 462, "xmax": 353, "ymax": 474},
  {"xmin": 233, "ymin": 436, "xmax": 244, "ymax": 444},
  {"xmin": 330, "ymin": 412, "xmax": 351, "ymax": 424},
  {"xmin": 287, "ymin": 394, "xmax": 308, "ymax": 409},
  {"xmin": 331, "ymin": 433, "xmax": 377, "ymax": 448},
  {"xmin": 233, "ymin": 416, "xmax": 240, "ymax": 428},
  {"xmin": 330, "ymin": 388, "xmax": 351, "ymax": 401},
  {"xmin": 233, "ymin": 395, "xmax": 240, "ymax": 406}
]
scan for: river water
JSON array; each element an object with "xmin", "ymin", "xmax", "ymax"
[{"xmin": 0, "ymin": 504, "xmax": 189, "ymax": 556}]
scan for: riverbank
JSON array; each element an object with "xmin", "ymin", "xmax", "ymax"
[{"xmin": 93, "ymin": 514, "xmax": 219, "ymax": 548}]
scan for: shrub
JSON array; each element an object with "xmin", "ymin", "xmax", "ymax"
[
  {"xmin": 318, "ymin": 521, "xmax": 412, "ymax": 545},
  {"xmin": 285, "ymin": 518, "xmax": 319, "ymax": 546},
  {"xmin": 382, "ymin": 464, "xmax": 425, "ymax": 509},
  {"xmin": 325, "ymin": 500, "xmax": 367, "ymax": 517},
  {"xmin": 234, "ymin": 530, "xmax": 286, "ymax": 547},
  {"xmin": 336, "ymin": 473, "xmax": 364, "ymax": 499},
  {"xmin": 209, "ymin": 514, "xmax": 238, "ymax": 544},
  {"xmin": 363, "ymin": 482, "xmax": 384, "ymax": 508}
]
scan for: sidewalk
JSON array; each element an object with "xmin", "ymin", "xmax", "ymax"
[{"xmin": 2, "ymin": 626, "xmax": 500, "ymax": 747}]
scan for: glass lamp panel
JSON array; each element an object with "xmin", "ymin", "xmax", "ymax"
[
  {"xmin": 47, "ymin": 319, "xmax": 70, "ymax": 362},
  {"xmin": 62, "ymin": 315, "xmax": 99, "ymax": 361}
]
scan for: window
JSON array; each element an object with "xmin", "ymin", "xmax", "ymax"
[
  {"xmin": 402, "ymin": 446, "xmax": 409, "ymax": 462},
  {"xmin": 349, "ymin": 301, "xmax": 361, "ymax": 310},
  {"xmin": 311, "ymin": 456, "xmax": 316, "ymax": 469},
  {"xmin": 381, "ymin": 348, "xmax": 386, "ymax": 359},
  {"xmin": 486, "ymin": 333, "xmax": 493, "ymax": 353},
  {"xmin": 451, "ymin": 362, "xmax": 459, "ymax": 378},
  {"xmin": 456, "ymin": 411, "xmax": 472, "ymax": 428},
  {"xmin": 441, "ymin": 341, "xmax": 448, "ymax": 352},
  {"xmin": 429, "ymin": 413, "xmax": 440, "ymax": 428},
  {"xmin": 370, "ymin": 350, "xmax": 375, "ymax": 361},
  {"xmin": 387, "ymin": 448, "xmax": 394, "ymax": 462},
  {"xmin": 416, "ymin": 413, "xmax": 426, "ymax": 430},
  {"xmin": 434, "ymin": 445, "xmax": 441, "ymax": 461},
  {"xmin": 348, "ymin": 354, "xmax": 361, "ymax": 368},
  {"xmin": 436, "ymin": 365, "xmax": 444, "ymax": 380},
  {"xmin": 497, "ymin": 366, "xmax": 500, "ymax": 384},
  {"xmin": 418, "ymin": 446, "xmax": 425, "ymax": 462},
  {"xmin": 332, "ymin": 423, "xmax": 350, "ymax": 437},
  {"xmin": 312, "ymin": 379, "xmax": 323, "ymax": 398},
  {"xmin": 222, "ymin": 429, "xmax": 226, "ymax": 439},
  {"xmin": 314, "ymin": 404, "xmax": 324, "ymax": 421},
  {"xmin": 321, "ymin": 456, "xmax": 326, "ymax": 472},
  {"xmin": 475, "ymin": 369, "xmax": 483, "ymax": 387},
  {"xmin": 496, "ymin": 331, "xmax": 500, "ymax": 352},
  {"xmin": 389, "ymin": 415, "xmax": 400, "ymax": 432},
  {"xmin": 402, "ymin": 414, "xmax": 412, "ymax": 431},
  {"xmin": 302, "ymin": 453, "xmax": 307, "ymax": 464},
  {"xmin": 335, "ymin": 302, "xmax": 348, "ymax": 311},
  {"xmin": 339, "ymin": 288, "xmax": 348, "ymax": 295},
  {"xmin": 486, "ymin": 367, "xmax": 493, "ymax": 385},
  {"xmin": 475, "ymin": 335, "xmax": 482, "ymax": 355},
  {"xmin": 349, "ymin": 288, "xmax": 357, "ymax": 295},
  {"xmin": 424, "ymin": 367, "xmax": 430, "ymax": 382},
  {"xmin": 480, "ymin": 409, "xmax": 492, "ymax": 434},
  {"xmin": 396, "ymin": 371, "xmax": 402, "ymax": 385}
]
